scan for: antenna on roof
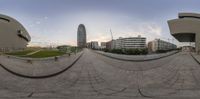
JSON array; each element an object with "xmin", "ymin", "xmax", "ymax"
[{"xmin": 110, "ymin": 29, "xmax": 113, "ymax": 40}]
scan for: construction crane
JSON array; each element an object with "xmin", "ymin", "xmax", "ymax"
[{"xmin": 110, "ymin": 29, "xmax": 113, "ymax": 40}]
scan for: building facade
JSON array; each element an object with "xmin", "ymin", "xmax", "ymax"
[
  {"xmin": 100, "ymin": 42, "xmax": 106, "ymax": 49},
  {"xmin": 0, "ymin": 14, "xmax": 31, "ymax": 52},
  {"xmin": 115, "ymin": 36, "xmax": 146, "ymax": 49},
  {"xmin": 182, "ymin": 46, "xmax": 195, "ymax": 52},
  {"xmin": 101, "ymin": 42, "xmax": 106, "ymax": 47},
  {"xmin": 77, "ymin": 24, "xmax": 86, "ymax": 48},
  {"xmin": 87, "ymin": 41, "xmax": 99, "ymax": 49},
  {"xmin": 91, "ymin": 41, "xmax": 99, "ymax": 49},
  {"xmin": 168, "ymin": 13, "xmax": 200, "ymax": 54},
  {"xmin": 86, "ymin": 42, "xmax": 92, "ymax": 48},
  {"xmin": 106, "ymin": 40, "xmax": 116, "ymax": 50},
  {"xmin": 148, "ymin": 39, "xmax": 177, "ymax": 53}
]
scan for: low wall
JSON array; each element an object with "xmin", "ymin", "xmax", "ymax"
[
  {"xmin": 95, "ymin": 50, "xmax": 179, "ymax": 61},
  {"xmin": 0, "ymin": 51, "xmax": 83, "ymax": 78},
  {"xmin": 191, "ymin": 53, "xmax": 200, "ymax": 64}
]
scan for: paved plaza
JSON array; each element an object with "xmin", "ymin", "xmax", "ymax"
[{"xmin": 0, "ymin": 49, "xmax": 200, "ymax": 99}]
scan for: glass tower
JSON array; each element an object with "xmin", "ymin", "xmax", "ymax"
[{"xmin": 77, "ymin": 24, "xmax": 86, "ymax": 48}]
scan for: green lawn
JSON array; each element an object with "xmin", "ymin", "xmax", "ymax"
[
  {"xmin": 6, "ymin": 50, "xmax": 34, "ymax": 56},
  {"xmin": 25, "ymin": 50, "xmax": 65, "ymax": 58}
]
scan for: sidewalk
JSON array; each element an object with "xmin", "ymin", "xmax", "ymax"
[
  {"xmin": 25, "ymin": 50, "xmax": 41, "ymax": 56},
  {"xmin": 192, "ymin": 53, "xmax": 200, "ymax": 64}
]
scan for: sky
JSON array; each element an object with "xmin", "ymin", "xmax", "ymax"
[{"xmin": 0, "ymin": 0, "xmax": 200, "ymax": 47}]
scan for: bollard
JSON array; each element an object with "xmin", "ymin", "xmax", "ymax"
[
  {"xmin": 27, "ymin": 59, "xmax": 32, "ymax": 64},
  {"xmin": 54, "ymin": 56, "xmax": 58, "ymax": 61}
]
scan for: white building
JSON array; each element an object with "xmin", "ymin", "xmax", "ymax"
[
  {"xmin": 105, "ymin": 40, "xmax": 116, "ymax": 50},
  {"xmin": 100, "ymin": 42, "xmax": 106, "ymax": 49},
  {"xmin": 115, "ymin": 37, "xmax": 123, "ymax": 49},
  {"xmin": 115, "ymin": 36, "xmax": 146, "ymax": 49},
  {"xmin": 148, "ymin": 39, "xmax": 177, "ymax": 53},
  {"xmin": 87, "ymin": 41, "xmax": 99, "ymax": 49}
]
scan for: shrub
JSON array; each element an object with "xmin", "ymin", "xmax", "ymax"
[
  {"xmin": 104, "ymin": 49, "xmax": 109, "ymax": 52},
  {"xmin": 111, "ymin": 49, "xmax": 123, "ymax": 54},
  {"xmin": 103, "ymin": 48, "xmax": 148, "ymax": 55},
  {"xmin": 113, "ymin": 48, "xmax": 148, "ymax": 55}
]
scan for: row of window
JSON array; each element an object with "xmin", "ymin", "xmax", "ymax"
[
  {"xmin": 17, "ymin": 30, "xmax": 29, "ymax": 42},
  {"xmin": 0, "ymin": 17, "xmax": 10, "ymax": 22}
]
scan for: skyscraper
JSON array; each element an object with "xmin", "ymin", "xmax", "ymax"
[{"xmin": 77, "ymin": 24, "xmax": 86, "ymax": 48}]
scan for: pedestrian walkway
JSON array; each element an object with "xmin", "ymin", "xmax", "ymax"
[
  {"xmin": 25, "ymin": 50, "xmax": 41, "ymax": 56},
  {"xmin": 0, "ymin": 49, "xmax": 199, "ymax": 98}
]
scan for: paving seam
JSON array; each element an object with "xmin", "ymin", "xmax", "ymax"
[
  {"xmin": 86, "ymin": 63, "xmax": 127, "ymax": 96},
  {"xmin": 190, "ymin": 53, "xmax": 200, "ymax": 65}
]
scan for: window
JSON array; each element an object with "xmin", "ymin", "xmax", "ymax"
[
  {"xmin": 17, "ymin": 30, "xmax": 29, "ymax": 42},
  {"xmin": 0, "ymin": 17, "xmax": 10, "ymax": 22}
]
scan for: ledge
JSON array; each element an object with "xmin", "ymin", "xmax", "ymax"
[
  {"xmin": 0, "ymin": 51, "xmax": 83, "ymax": 79},
  {"xmin": 95, "ymin": 50, "xmax": 179, "ymax": 62},
  {"xmin": 191, "ymin": 53, "xmax": 200, "ymax": 64}
]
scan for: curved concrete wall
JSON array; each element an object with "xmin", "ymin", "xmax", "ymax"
[
  {"xmin": 0, "ymin": 51, "xmax": 83, "ymax": 78},
  {"xmin": 0, "ymin": 14, "xmax": 31, "ymax": 51},
  {"xmin": 168, "ymin": 13, "xmax": 200, "ymax": 53},
  {"xmin": 179, "ymin": 13, "xmax": 200, "ymax": 18},
  {"xmin": 168, "ymin": 18, "xmax": 200, "ymax": 34}
]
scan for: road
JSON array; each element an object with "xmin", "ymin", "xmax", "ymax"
[{"xmin": 0, "ymin": 49, "xmax": 200, "ymax": 99}]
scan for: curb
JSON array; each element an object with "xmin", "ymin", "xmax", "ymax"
[
  {"xmin": 95, "ymin": 51, "xmax": 179, "ymax": 62},
  {"xmin": 190, "ymin": 53, "xmax": 200, "ymax": 65},
  {"xmin": 0, "ymin": 52, "xmax": 83, "ymax": 79}
]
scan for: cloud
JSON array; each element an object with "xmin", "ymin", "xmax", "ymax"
[
  {"xmin": 44, "ymin": 16, "xmax": 48, "ymax": 20},
  {"xmin": 66, "ymin": 11, "xmax": 165, "ymax": 45},
  {"xmin": 142, "ymin": 23, "xmax": 162, "ymax": 36},
  {"xmin": 28, "ymin": 11, "xmax": 164, "ymax": 47},
  {"xmin": 88, "ymin": 33, "xmax": 111, "ymax": 42},
  {"xmin": 35, "ymin": 21, "xmax": 41, "ymax": 25}
]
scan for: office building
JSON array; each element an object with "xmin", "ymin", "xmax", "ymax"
[
  {"xmin": 106, "ymin": 40, "xmax": 116, "ymax": 50},
  {"xmin": 87, "ymin": 41, "xmax": 99, "ymax": 49},
  {"xmin": 115, "ymin": 35, "xmax": 146, "ymax": 49},
  {"xmin": 100, "ymin": 42, "xmax": 106, "ymax": 49},
  {"xmin": 91, "ymin": 41, "xmax": 99, "ymax": 49},
  {"xmin": 148, "ymin": 39, "xmax": 177, "ymax": 53},
  {"xmin": 77, "ymin": 24, "xmax": 86, "ymax": 48}
]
